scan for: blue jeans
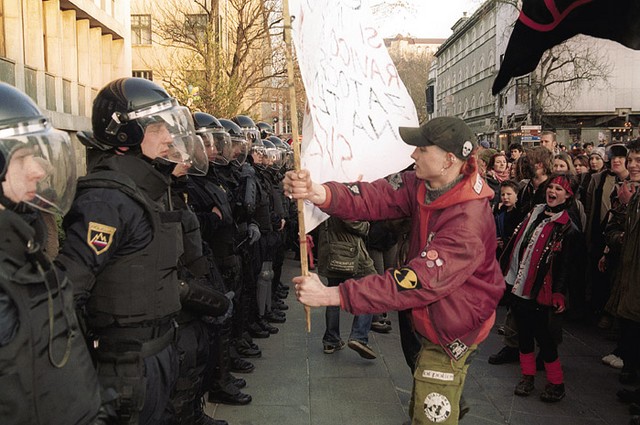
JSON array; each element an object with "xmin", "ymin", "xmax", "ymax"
[{"xmin": 322, "ymin": 277, "xmax": 372, "ymax": 345}]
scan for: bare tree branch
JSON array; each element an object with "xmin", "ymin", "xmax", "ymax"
[{"xmin": 149, "ymin": 0, "xmax": 287, "ymax": 118}]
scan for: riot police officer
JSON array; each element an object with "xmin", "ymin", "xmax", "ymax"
[
  {"xmin": 188, "ymin": 113, "xmax": 253, "ymax": 406},
  {"xmin": 57, "ymin": 77, "xmax": 207, "ymax": 425},
  {"xmin": 261, "ymin": 137, "xmax": 291, "ymax": 315},
  {"xmin": 169, "ymin": 162, "xmax": 232, "ymax": 425},
  {"xmin": 256, "ymin": 121, "xmax": 274, "ymax": 140},
  {"xmin": 0, "ymin": 83, "xmax": 106, "ymax": 425}
]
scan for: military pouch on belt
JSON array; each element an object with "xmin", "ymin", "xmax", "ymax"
[
  {"xmin": 219, "ymin": 255, "xmax": 242, "ymax": 292},
  {"xmin": 95, "ymin": 351, "xmax": 146, "ymax": 424}
]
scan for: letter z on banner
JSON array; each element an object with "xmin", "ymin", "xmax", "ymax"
[{"xmin": 289, "ymin": 0, "xmax": 418, "ymax": 232}]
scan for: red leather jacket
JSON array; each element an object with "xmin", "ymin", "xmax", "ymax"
[{"xmin": 320, "ymin": 171, "xmax": 504, "ymax": 359}]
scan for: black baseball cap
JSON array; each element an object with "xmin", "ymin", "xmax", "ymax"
[{"xmin": 399, "ymin": 117, "xmax": 477, "ymax": 160}]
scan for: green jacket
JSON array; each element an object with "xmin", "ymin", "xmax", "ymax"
[{"xmin": 317, "ymin": 217, "xmax": 376, "ymax": 279}]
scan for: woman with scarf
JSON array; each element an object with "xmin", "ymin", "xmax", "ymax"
[{"xmin": 502, "ymin": 173, "xmax": 582, "ymax": 403}]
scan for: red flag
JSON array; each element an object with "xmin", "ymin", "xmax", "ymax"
[{"xmin": 493, "ymin": 0, "xmax": 640, "ymax": 95}]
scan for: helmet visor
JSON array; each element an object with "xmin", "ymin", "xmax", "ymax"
[
  {"xmin": 283, "ymin": 149, "xmax": 294, "ymax": 171},
  {"xmin": 242, "ymin": 128, "xmax": 261, "ymax": 144},
  {"xmin": 199, "ymin": 128, "xmax": 232, "ymax": 166},
  {"xmin": 138, "ymin": 106, "xmax": 208, "ymax": 175},
  {"xmin": 265, "ymin": 147, "xmax": 284, "ymax": 171},
  {"xmin": 229, "ymin": 136, "xmax": 249, "ymax": 166},
  {"xmin": 0, "ymin": 122, "xmax": 77, "ymax": 214}
]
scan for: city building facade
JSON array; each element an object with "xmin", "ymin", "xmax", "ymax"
[
  {"xmin": 0, "ymin": 0, "xmax": 132, "ymax": 171},
  {"xmin": 430, "ymin": 0, "xmax": 640, "ymax": 151},
  {"xmin": 130, "ymin": 0, "xmax": 282, "ymax": 125}
]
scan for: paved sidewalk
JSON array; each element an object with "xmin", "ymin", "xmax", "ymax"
[{"xmin": 207, "ymin": 257, "xmax": 633, "ymax": 425}]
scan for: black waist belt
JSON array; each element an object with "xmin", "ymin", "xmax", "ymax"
[{"xmin": 95, "ymin": 320, "xmax": 178, "ymax": 357}]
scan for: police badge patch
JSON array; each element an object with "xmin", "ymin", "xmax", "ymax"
[
  {"xmin": 424, "ymin": 392, "xmax": 451, "ymax": 423},
  {"xmin": 87, "ymin": 221, "xmax": 116, "ymax": 255}
]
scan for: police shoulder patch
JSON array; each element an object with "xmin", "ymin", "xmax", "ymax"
[
  {"xmin": 393, "ymin": 267, "xmax": 421, "ymax": 291},
  {"xmin": 87, "ymin": 221, "xmax": 116, "ymax": 255}
]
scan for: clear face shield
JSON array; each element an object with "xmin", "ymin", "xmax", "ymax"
[
  {"xmin": 0, "ymin": 119, "xmax": 77, "ymax": 215},
  {"xmin": 228, "ymin": 136, "xmax": 249, "ymax": 166},
  {"xmin": 283, "ymin": 149, "xmax": 294, "ymax": 171},
  {"xmin": 242, "ymin": 128, "xmax": 261, "ymax": 145},
  {"xmin": 265, "ymin": 147, "xmax": 284, "ymax": 171},
  {"xmin": 118, "ymin": 100, "xmax": 208, "ymax": 175},
  {"xmin": 250, "ymin": 144, "xmax": 267, "ymax": 169},
  {"xmin": 198, "ymin": 128, "xmax": 232, "ymax": 166}
]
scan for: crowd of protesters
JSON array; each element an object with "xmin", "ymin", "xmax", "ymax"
[{"xmin": 476, "ymin": 133, "xmax": 640, "ymax": 424}]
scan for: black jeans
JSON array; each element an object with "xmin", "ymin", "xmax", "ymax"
[{"xmin": 512, "ymin": 298, "xmax": 560, "ymax": 363}]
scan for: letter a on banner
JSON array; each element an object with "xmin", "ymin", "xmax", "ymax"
[{"xmin": 289, "ymin": 0, "xmax": 418, "ymax": 232}]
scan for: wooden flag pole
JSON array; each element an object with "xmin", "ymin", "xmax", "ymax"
[{"xmin": 282, "ymin": 0, "xmax": 311, "ymax": 332}]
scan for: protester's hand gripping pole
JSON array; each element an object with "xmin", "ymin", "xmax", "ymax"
[{"xmin": 283, "ymin": 0, "xmax": 311, "ymax": 332}]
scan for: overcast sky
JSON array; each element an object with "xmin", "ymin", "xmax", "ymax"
[{"xmin": 374, "ymin": 0, "xmax": 482, "ymax": 39}]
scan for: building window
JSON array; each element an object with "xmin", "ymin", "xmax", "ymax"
[
  {"xmin": 131, "ymin": 14, "xmax": 152, "ymax": 45},
  {"xmin": 133, "ymin": 70, "xmax": 153, "ymax": 80},
  {"xmin": 515, "ymin": 76, "xmax": 530, "ymax": 105}
]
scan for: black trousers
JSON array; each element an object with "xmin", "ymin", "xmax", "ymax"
[{"xmin": 512, "ymin": 298, "xmax": 560, "ymax": 363}]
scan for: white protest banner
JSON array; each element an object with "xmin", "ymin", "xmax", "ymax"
[{"xmin": 289, "ymin": 0, "xmax": 418, "ymax": 232}]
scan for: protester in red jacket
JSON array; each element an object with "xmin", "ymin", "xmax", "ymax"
[{"xmin": 285, "ymin": 117, "xmax": 504, "ymax": 425}]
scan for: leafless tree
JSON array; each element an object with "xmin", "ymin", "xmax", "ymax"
[
  {"xmin": 148, "ymin": 0, "xmax": 286, "ymax": 118},
  {"xmin": 530, "ymin": 36, "xmax": 613, "ymax": 125},
  {"xmin": 388, "ymin": 49, "xmax": 434, "ymax": 122}
]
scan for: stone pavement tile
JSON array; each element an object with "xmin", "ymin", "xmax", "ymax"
[
  {"xmin": 310, "ymin": 398, "xmax": 407, "ymax": 425},
  {"xmin": 241, "ymin": 368, "xmax": 309, "ymax": 406},
  {"xmin": 310, "ymin": 349, "xmax": 389, "ymax": 378},
  {"xmin": 311, "ymin": 376, "xmax": 399, "ymax": 404},
  {"xmin": 207, "ymin": 404, "xmax": 311, "ymax": 425}
]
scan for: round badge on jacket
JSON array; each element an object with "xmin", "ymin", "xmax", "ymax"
[{"xmin": 424, "ymin": 392, "xmax": 451, "ymax": 423}]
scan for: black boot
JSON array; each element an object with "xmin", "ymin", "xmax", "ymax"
[
  {"xmin": 258, "ymin": 317, "xmax": 279, "ymax": 334},
  {"xmin": 265, "ymin": 310, "xmax": 286, "ymax": 323},
  {"xmin": 235, "ymin": 338, "xmax": 262, "ymax": 358},
  {"xmin": 195, "ymin": 396, "xmax": 229, "ymax": 425},
  {"xmin": 208, "ymin": 381, "xmax": 252, "ymax": 405},
  {"xmin": 488, "ymin": 346, "xmax": 519, "ymax": 365},
  {"xmin": 247, "ymin": 322, "xmax": 270, "ymax": 339},
  {"xmin": 230, "ymin": 356, "xmax": 255, "ymax": 374}
]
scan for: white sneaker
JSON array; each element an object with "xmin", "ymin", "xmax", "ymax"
[
  {"xmin": 610, "ymin": 356, "xmax": 624, "ymax": 369},
  {"xmin": 602, "ymin": 353, "xmax": 624, "ymax": 368}
]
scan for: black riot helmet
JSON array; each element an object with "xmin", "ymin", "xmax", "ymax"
[
  {"xmin": 256, "ymin": 121, "xmax": 274, "ymax": 139},
  {"xmin": 91, "ymin": 77, "xmax": 208, "ymax": 175},
  {"xmin": 0, "ymin": 82, "xmax": 77, "ymax": 214},
  {"xmin": 219, "ymin": 118, "xmax": 249, "ymax": 166},
  {"xmin": 267, "ymin": 135, "xmax": 293, "ymax": 171},
  {"xmin": 193, "ymin": 112, "xmax": 232, "ymax": 166},
  {"xmin": 262, "ymin": 138, "xmax": 284, "ymax": 171},
  {"xmin": 250, "ymin": 138, "xmax": 268, "ymax": 170},
  {"xmin": 231, "ymin": 115, "xmax": 261, "ymax": 144}
]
